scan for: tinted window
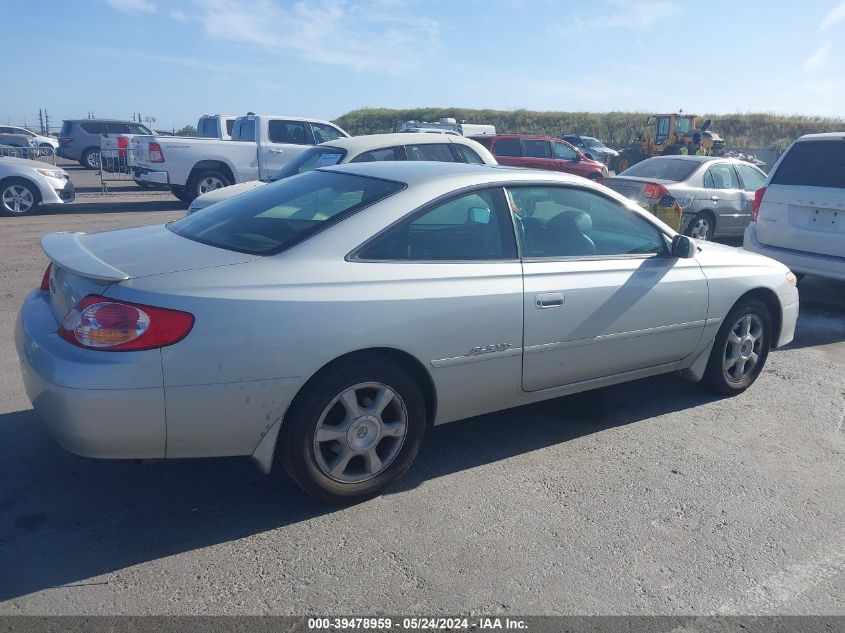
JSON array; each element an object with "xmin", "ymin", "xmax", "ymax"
[
  {"xmin": 350, "ymin": 147, "xmax": 402, "ymax": 163},
  {"xmin": 562, "ymin": 136, "xmax": 583, "ymax": 147},
  {"xmin": 232, "ymin": 118, "xmax": 256, "ymax": 141},
  {"xmin": 492, "ymin": 138, "xmax": 522, "ymax": 157},
  {"xmin": 128, "ymin": 124, "xmax": 152, "ymax": 135},
  {"xmin": 552, "ymin": 141, "xmax": 577, "ymax": 160},
  {"xmin": 80, "ymin": 122, "xmax": 103, "ymax": 135},
  {"xmin": 621, "ymin": 158, "xmax": 699, "ymax": 181},
  {"xmin": 170, "ymin": 171, "xmax": 403, "ymax": 255},
  {"xmin": 452, "ymin": 144, "xmax": 485, "ymax": 164},
  {"xmin": 405, "ymin": 143, "xmax": 457, "ymax": 162},
  {"xmin": 470, "ymin": 136, "xmax": 494, "ymax": 150},
  {"xmin": 524, "ymin": 139, "xmax": 552, "ymax": 158},
  {"xmin": 674, "ymin": 117, "xmax": 693, "ymax": 134},
  {"xmin": 359, "ymin": 189, "xmax": 515, "ymax": 261},
  {"xmin": 507, "ymin": 186, "xmax": 665, "ymax": 258},
  {"xmin": 311, "ymin": 123, "xmax": 345, "ymax": 144},
  {"xmin": 771, "ymin": 140, "xmax": 845, "ymax": 188},
  {"xmin": 104, "ymin": 122, "xmax": 131, "ymax": 134},
  {"xmin": 60, "ymin": 121, "xmax": 72, "ymax": 136},
  {"xmin": 705, "ymin": 163, "xmax": 741, "ymax": 189},
  {"xmin": 735, "ymin": 163, "xmax": 766, "ymax": 191},
  {"xmin": 655, "ymin": 117, "xmax": 670, "ymax": 144},
  {"xmin": 196, "ymin": 118, "xmax": 215, "ymax": 138},
  {"xmin": 268, "ymin": 120, "xmax": 308, "ymax": 144},
  {"xmin": 225, "ymin": 120, "xmax": 234, "ymax": 135},
  {"xmin": 271, "ymin": 146, "xmax": 348, "ymax": 180}
]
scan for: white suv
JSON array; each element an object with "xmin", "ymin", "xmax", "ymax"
[{"xmin": 743, "ymin": 133, "xmax": 845, "ymax": 281}]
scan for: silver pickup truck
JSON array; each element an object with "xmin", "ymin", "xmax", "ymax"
[{"xmin": 130, "ymin": 114, "xmax": 349, "ymax": 202}]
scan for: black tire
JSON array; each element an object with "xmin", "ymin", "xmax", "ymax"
[
  {"xmin": 703, "ymin": 298, "xmax": 772, "ymax": 396},
  {"xmin": 187, "ymin": 169, "xmax": 231, "ymax": 202},
  {"xmin": 614, "ymin": 150, "xmax": 640, "ymax": 173},
  {"xmin": 38, "ymin": 143, "xmax": 53, "ymax": 157},
  {"xmin": 81, "ymin": 148, "xmax": 100, "ymax": 170},
  {"xmin": 279, "ymin": 355, "xmax": 427, "ymax": 504},
  {"xmin": 170, "ymin": 186, "xmax": 193, "ymax": 203},
  {"xmin": 0, "ymin": 177, "xmax": 41, "ymax": 216},
  {"xmin": 685, "ymin": 211, "xmax": 715, "ymax": 241}
]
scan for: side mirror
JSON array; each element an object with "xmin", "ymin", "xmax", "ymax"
[{"xmin": 671, "ymin": 234, "xmax": 696, "ymax": 258}]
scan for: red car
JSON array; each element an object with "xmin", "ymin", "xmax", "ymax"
[{"xmin": 470, "ymin": 134, "xmax": 607, "ymax": 180}]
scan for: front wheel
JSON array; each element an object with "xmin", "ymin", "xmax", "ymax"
[
  {"xmin": 1, "ymin": 179, "xmax": 40, "ymax": 216},
  {"xmin": 279, "ymin": 356, "xmax": 427, "ymax": 503},
  {"xmin": 81, "ymin": 148, "xmax": 100, "ymax": 170},
  {"xmin": 704, "ymin": 299, "xmax": 772, "ymax": 395}
]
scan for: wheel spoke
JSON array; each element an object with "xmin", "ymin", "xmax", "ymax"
[
  {"xmin": 728, "ymin": 331, "xmax": 742, "ymax": 347},
  {"xmin": 315, "ymin": 426, "xmax": 346, "ymax": 443},
  {"xmin": 363, "ymin": 448, "xmax": 382, "ymax": 475},
  {"xmin": 371, "ymin": 387, "xmax": 395, "ymax": 417},
  {"xmin": 723, "ymin": 352, "xmax": 737, "ymax": 372},
  {"xmin": 381, "ymin": 420, "xmax": 406, "ymax": 438},
  {"xmin": 742, "ymin": 316, "xmax": 752, "ymax": 337},
  {"xmin": 329, "ymin": 449, "xmax": 354, "ymax": 477},
  {"xmin": 339, "ymin": 388, "xmax": 362, "ymax": 418},
  {"xmin": 735, "ymin": 357, "xmax": 747, "ymax": 377},
  {"xmin": 746, "ymin": 351, "xmax": 759, "ymax": 372}
]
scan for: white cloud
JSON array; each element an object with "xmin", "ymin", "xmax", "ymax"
[
  {"xmin": 102, "ymin": 0, "xmax": 156, "ymax": 14},
  {"xmin": 188, "ymin": 0, "xmax": 439, "ymax": 74},
  {"xmin": 802, "ymin": 41, "xmax": 832, "ymax": 72},
  {"xmin": 820, "ymin": 1, "xmax": 845, "ymax": 29},
  {"xmin": 564, "ymin": 0, "xmax": 683, "ymax": 31}
]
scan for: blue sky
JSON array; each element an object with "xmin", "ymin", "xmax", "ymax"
[{"xmin": 3, "ymin": 0, "xmax": 845, "ymax": 131}]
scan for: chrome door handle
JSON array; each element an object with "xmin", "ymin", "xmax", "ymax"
[
  {"xmin": 536, "ymin": 292, "xmax": 564, "ymax": 308},
  {"xmin": 268, "ymin": 148, "xmax": 284, "ymax": 154},
  {"xmin": 711, "ymin": 195, "xmax": 719, "ymax": 202}
]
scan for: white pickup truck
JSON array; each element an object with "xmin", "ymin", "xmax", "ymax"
[{"xmin": 130, "ymin": 114, "xmax": 349, "ymax": 202}]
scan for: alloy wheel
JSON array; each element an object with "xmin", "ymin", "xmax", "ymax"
[
  {"xmin": 723, "ymin": 314, "xmax": 764, "ymax": 383},
  {"xmin": 313, "ymin": 382, "xmax": 408, "ymax": 484},
  {"xmin": 198, "ymin": 176, "xmax": 225, "ymax": 195},
  {"xmin": 1, "ymin": 185, "xmax": 35, "ymax": 214}
]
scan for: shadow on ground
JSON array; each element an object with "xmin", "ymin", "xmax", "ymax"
[{"xmin": 0, "ymin": 373, "xmax": 720, "ymax": 602}]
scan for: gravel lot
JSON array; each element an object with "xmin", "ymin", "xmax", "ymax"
[{"xmin": 0, "ymin": 160, "xmax": 843, "ymax": 615}]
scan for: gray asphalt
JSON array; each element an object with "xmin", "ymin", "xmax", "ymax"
[{"xmin": 0, "ymin": 161, "xmax": 843, "ymax": 615}]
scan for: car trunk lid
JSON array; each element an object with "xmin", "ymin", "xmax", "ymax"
[
  {"xmin": 42, "ymin": 225, "xmax": 259, "ymax": 321},
  {"xmin": 603, "ymin": 176, "xmax": 676, "ymax": 205},
  {"xmin": 754, "ymin": 185, "xmax": 845, "ymax": 257}
]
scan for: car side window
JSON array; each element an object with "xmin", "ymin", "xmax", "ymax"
[
  {"xmin": 552, "ymin": 142, "xmax": 578, "ymax": 160},
  {"xmin": 735, "ymin": 164, "xmax": 766, "ymax": 191},
  {"xmin": 451, "ymin": 144, "xmax": 485, "ymax": 164},
  {"xmin": 506, "ymin": 186, "xmax": 666, "ymax": 258},
  {"xmin": 405, "ymin": 143, "xmax": 457, "ymax": 162},
  {"xmin": 524, "ymin": 140, "xmax": 552, "ymax": 158},
  {"xmin": 492, "ymin": 138, "xmax": 522, "ymax": 157},
  {"xmin": 80, "ymin": 122, "xmax": 103, "ymax": 135},
  {"xmin": 311, "ymin": 122, "xmax": 345, "ymax": 144},
  {"xmin": 705, "ymin": 163, "xmax": 741, "ymax": 190},
  {"xmin": 268, "ymin": 120, "xmax": 308, "ymax": 144},
  {"xmin": 350, "ymin": 147, "xmax": 403, "ymax": 162},
  {"xmin": 358, "ymin": 189, "xmax": 516, "ymax": 261},
  {"xmin": 232, "ymin": 119, "xmax": 255, "ymax": 141}
]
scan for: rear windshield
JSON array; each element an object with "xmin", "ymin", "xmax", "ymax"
[
  {"xmin": 169, "ymin": 170, "xmax": 404, "ymax": 255},
  {"xmin": 770, "ymin": 140, "xmax": 845, "ymax": 188},
  {"xmin": 270, "ymin": 146, "xmax": 348, "ymax": 181},
  {"xmin": 621, "ymin": 158, "xmax": 699, "ymax": 181},
  {"xmin": 60, "ymin": 121, "xmax": 72, "ymax": 136}
]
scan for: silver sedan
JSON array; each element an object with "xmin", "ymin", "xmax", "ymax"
[
  {"xmin": 604, "ymin": 155, "xmax": 768, "ymax": 241},
  {"xmin": 0, "ymin": 156, "xmax": 75, "ymax": 216},
  {"xmin": 16, "ymin": 162, "xmax": 798, "ymax": 502}
]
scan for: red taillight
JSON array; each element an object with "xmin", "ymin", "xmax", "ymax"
[
  {"xmin": 751, "ymin": 186, "xmax": 767, "ymax": 221},
  {"xmin": 58, "ymin": 295, "xmax": 194, "ymax": 352},
  {"xmin": 40, "ymin": 263, "xmax": 52, "ymax": 291},
  {"xmin": 59, "ymin": 137, "xmax": 73, "ymax": 146},
  {"xmin": 148, "ymin": 142, "xmax": 164, "ymax": 163},
  {"xmin": 643, "ymin": 182, "xmax": 670, "ymax": 199},
  {"xmin": 117, "ymin": 135, "xmax": 128, "ymax": 158}
]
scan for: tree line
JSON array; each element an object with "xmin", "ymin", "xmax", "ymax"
[{"xmin": 333, "ymin": 107, "xmax": 845, "ymax": 151}]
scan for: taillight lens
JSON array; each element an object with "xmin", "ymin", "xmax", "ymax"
[
  {"xmin": 40, "ymin": 263, "xmax": 52, "ymax": 291},
  {"xmin": 59, "ymin": 295, "xmax": 194, "ymax": 351},
  {"xmin": 148, "ymin": 142, "xmax": 164, "ymax": 163},
  {"xmin": 118, "ymin": 135, "xmax": 128, "ymax": 158},
  {"xmin": 643, "ymin": 182, "xmax": 670, "ymax": 199},
  {"xmin": 751, "ymin": 186, "xmax": 767, "ymax": 221}
]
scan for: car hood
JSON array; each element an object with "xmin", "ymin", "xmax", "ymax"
[
  {"xmin": 694, "ymin": 239, "xmax": 789, "ymax": 272},
  {"xmin": 0, "ymin": 156, "xmax": 51, "ymax": 169},
  {"xmin": 189, "ymin": 179, "xmax": 268, "ymax": 212},
  {"xmin": 42, "ymin": 224, "xmax": 259, "ymax": 281}
]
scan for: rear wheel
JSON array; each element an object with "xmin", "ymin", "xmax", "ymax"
[
  {"xmin": 686, "ymin": 211, "xmax": 715, "ymax": 241},
  {"xmin": 170, "ymin": 186, "xmax": 193, "ymax": 203},
  {"xmin": 81, "ymin": 148, "xmax": 100, "ymax": 169},
  {"xmin": 704, "ymin": 298, "xmax": 771, "ymax": 395},
  {"xmin": 38, "ymin": 143, "xmax": 53, "ymax": 157},
  {"xmin": 279, "ymin": 355, "xmax": 427, "ymax": 503},
  {"xmin": 187, "ymin": 169, "xmax": 231, "ymax": 201},
  {"xmin": 1, "ymin": 178, "xmax": 40, "ymax": 216}
]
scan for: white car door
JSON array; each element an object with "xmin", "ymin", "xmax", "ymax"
[
  {"xmin": 258, "ymin": 119, "xmax": 313, "ymax": 178},
  {"xmin": 509, "ymin": 185, "xmax": 709, "ymax": 391}
]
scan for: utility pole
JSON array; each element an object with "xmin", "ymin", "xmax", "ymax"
[
  {"xmin": 45, "ymin": 110, "xmax": 50, "ymax": 135},
  {"xmin": 38, "ymin": 109, "xmax": 44, "ymax": 134}
]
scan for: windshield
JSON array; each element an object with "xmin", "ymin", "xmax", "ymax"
[
  {"xmin": 169, "ymin": 170, "xmax": 404, "ymax": 255},
  {"xmin": 270, "ymin": 146, "xmax": 348, "ymax": 181},
  {"xmin": 620, "ymin": 158, "xmax": 699, "ymax": 181},
  {"xmin": 583, "ymin": 137, "xmax": 604, "ymax": 148}
]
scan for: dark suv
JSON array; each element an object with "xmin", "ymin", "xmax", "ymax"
[
  {"xmin": 470, "ymin": 135, "xmax": 607, "ymax": 180},
  {"xmin": 58, "ymin": 119, "xmax": 153, "ymax": 169}
]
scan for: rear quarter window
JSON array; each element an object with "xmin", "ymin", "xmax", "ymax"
[{"xmin": 770, "ymin": 140, "xmax": 845, "ymax": 188}]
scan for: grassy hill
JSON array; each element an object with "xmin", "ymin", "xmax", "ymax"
[{"xmin": 334, "ymin": 108, "xmax": 845, "ymax": 151}]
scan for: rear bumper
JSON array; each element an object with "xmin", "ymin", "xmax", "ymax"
[
  {"xmin": 744, "ymin": 224, "xmax": 845, "ymax": 282},
  {"xmin": 132, "ymin": 166, "xmax": 170, "ymax": 185},
  {"xmin": 15, "ymin": 290, "xmax": 166, "ymax": 459},
  {"xmin": 56, "ymin": 147, "xmax": 81, "ymax": 161}
]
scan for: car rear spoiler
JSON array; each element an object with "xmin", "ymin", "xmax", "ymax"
[{"xmin": 41, "ymin": 232, "xmax": 130, "ymax": 282}]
